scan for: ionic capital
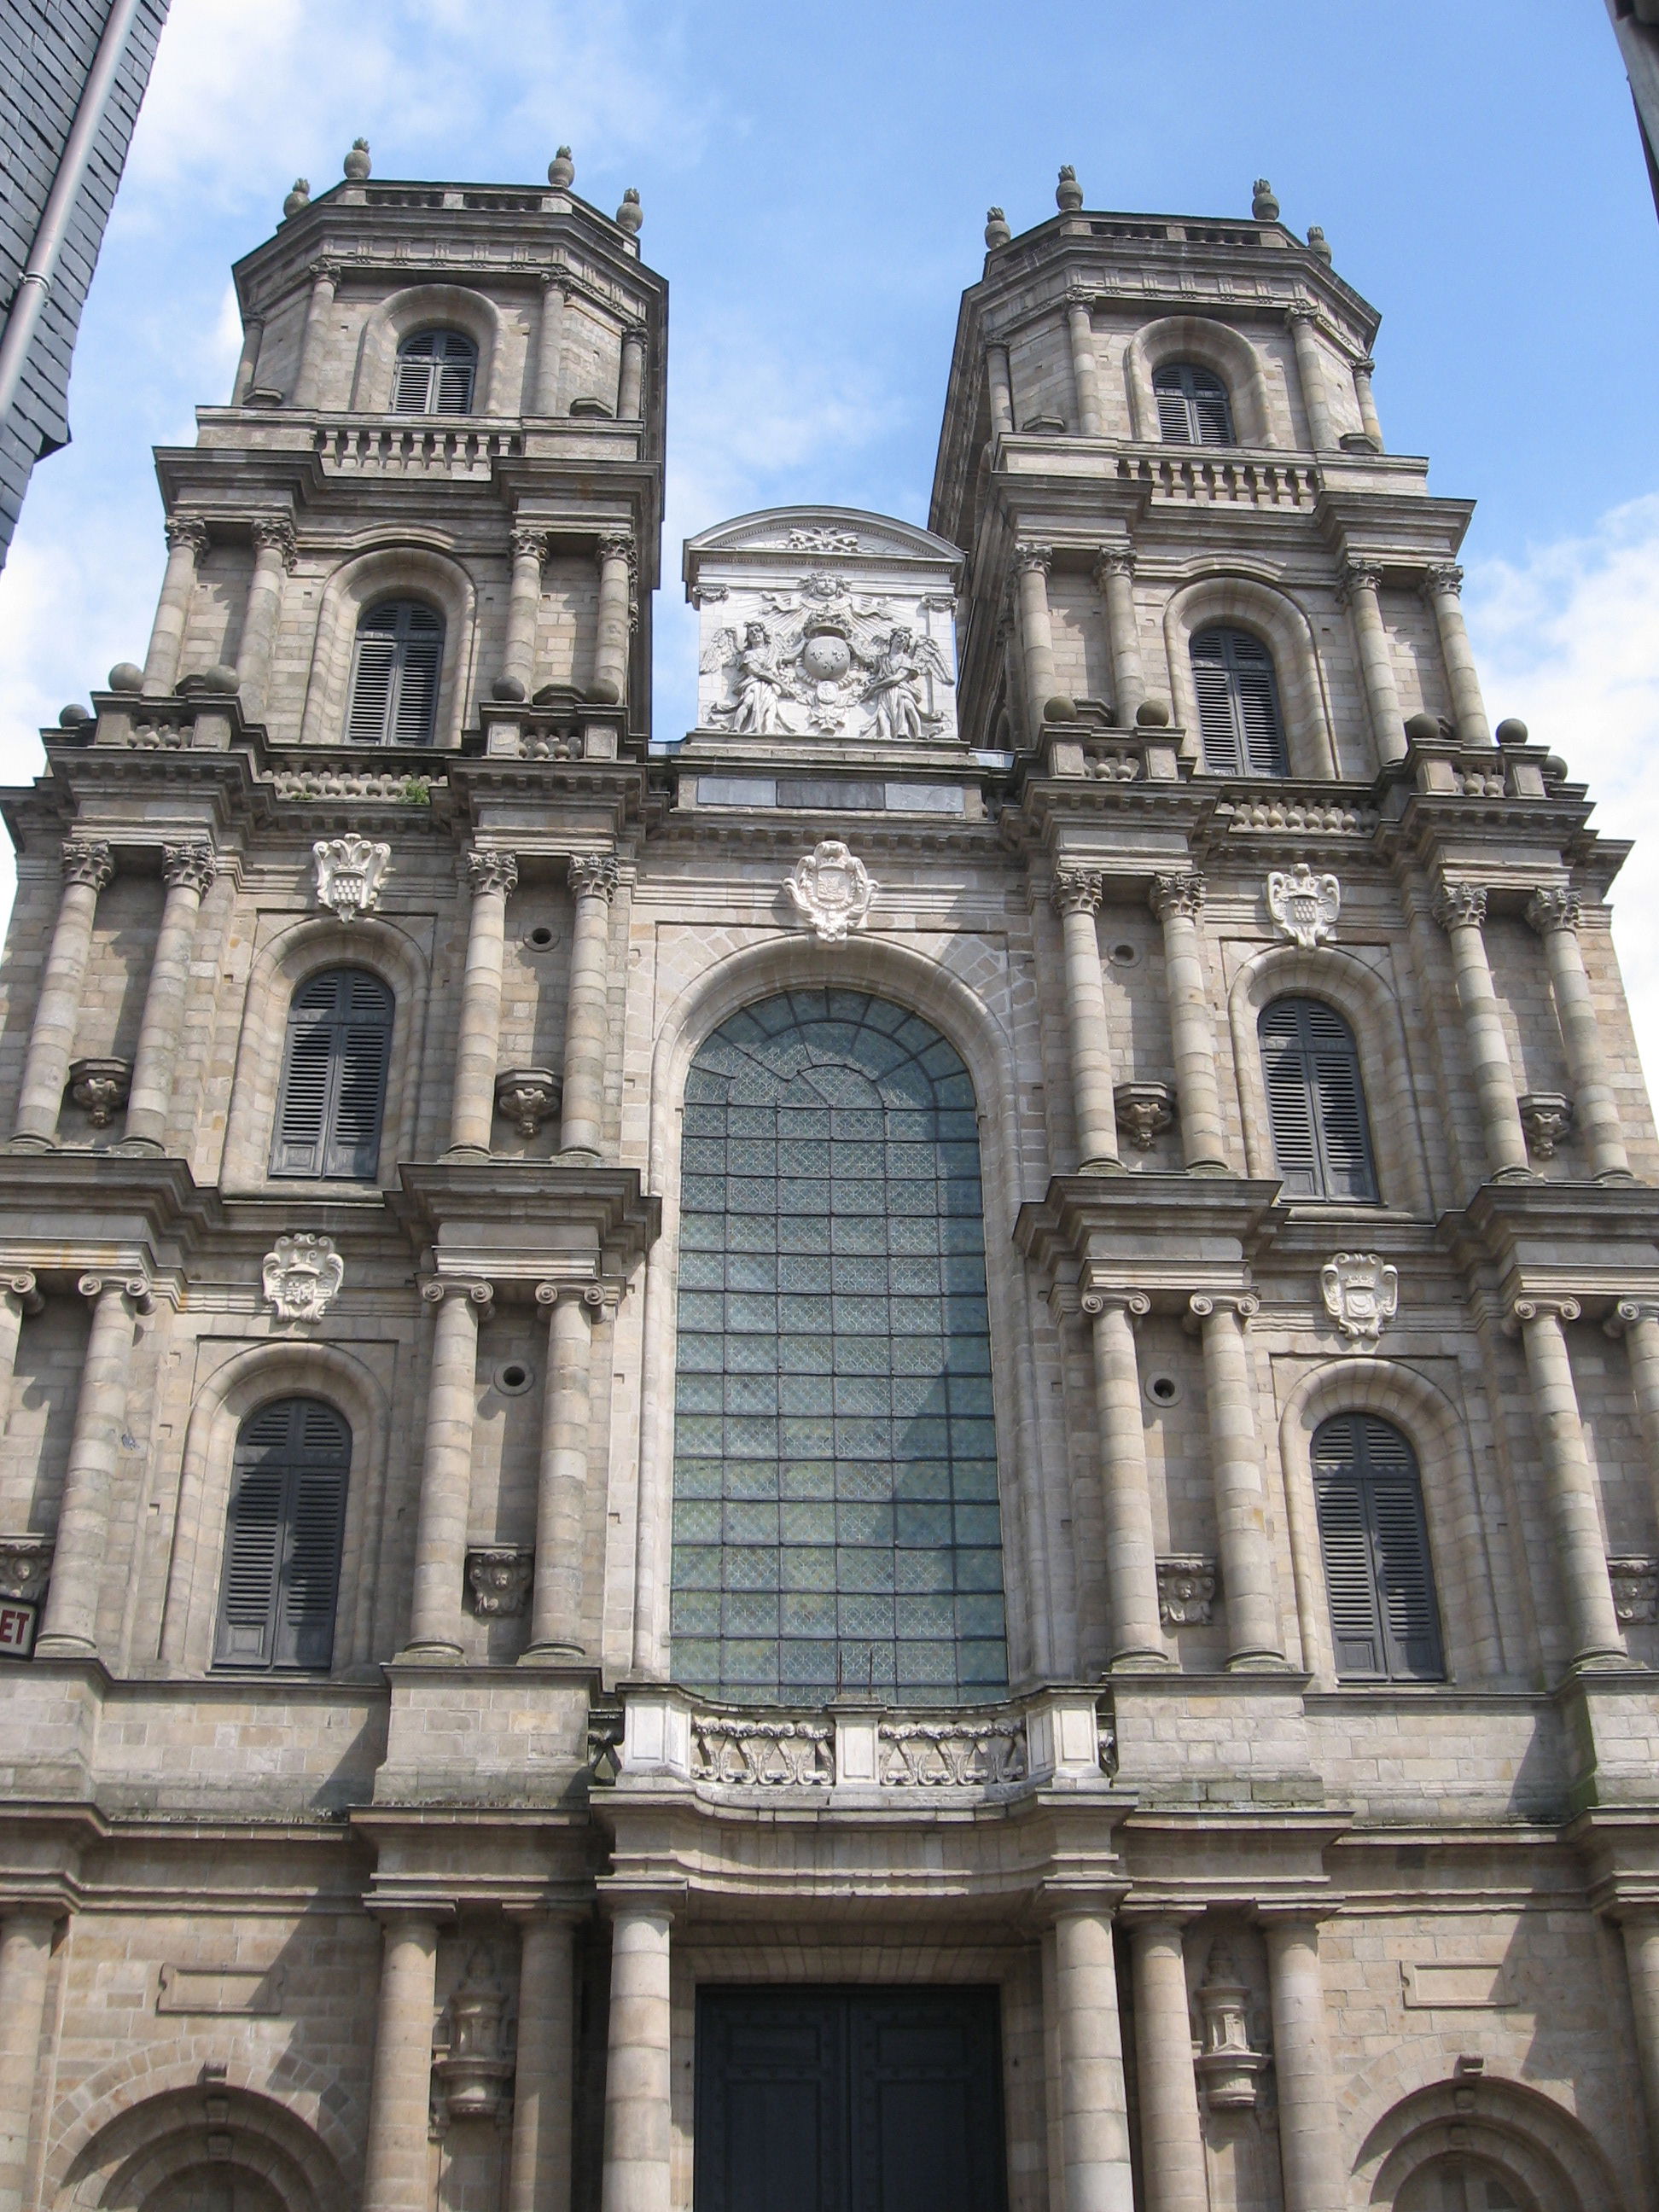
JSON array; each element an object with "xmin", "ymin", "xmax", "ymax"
[
  {"xmin": 1052, "ymin": 867, "xmax": 1103, "ymax": 918},
  {"xmin": 161, "ymin": 841, "xmax": 217, "ymax": 894},
  {"xmin": 1149, "ymin": 870, "xmax": 1205, "ymax": 923},
  {"xmin": 1525, "ymin": 888, "xmax": 1582, "ymax": 938},
  {"xmin": 1432, "ymin": 879, "xmax": 1487, "ymax": 932},
  {"xmin": 1080, "ymin": 1289, "xmax": 1151, "ymax": 1322},
  {"xmin": 163, "ymin": 515, "xmax": 210, "ymax": 559},
  {"xmin": 509, "ymin": 527, "xmax": 548, "ymax": 568},
  {"xmin": 421, "ymin": 1276, "xmax": 495, "ymax": 1318},
  {"xmin": 79, "ymin": 1272, "xmax": 152, "ymax": 1313},
  {"xmin": 466, "ymin": 847, "xmax": 519, "ymax": 901},
  {"xmin": 0, "ymin": 1272, "xmax": 41, "ymax": 1315},
  {"xmin": 250, "ymin": 515, "xmax": 297, "ymax": 568},
  {"xmin": 1423, "ymin": 562, "xmax": 1465, "ymax": 601},
  {"xmin": 1014, "ymin": 540, "xmax": 1054, "ymax": 577},
  {"xmin": 61, "ymin": 839, "xmax": 114, "ymax": 893},
  {"xmin": 535, "ymin": 1278, "xmax": 608, "ymax": 1314},
  {"xmin": 1607, "ymin": 1298, "xmax": 1659, "ymax": 1340},
  {"xmin": 568, "ymin": 852, "xmax": 620, "ymax": 904},
  {"xmin": 1507, "ymin": 1294, "xmax": 1582, "ymax": 1335},
  {"xmin": 1186, "ymin": 1290, "xmax": 1260, "ymax": 1330}
]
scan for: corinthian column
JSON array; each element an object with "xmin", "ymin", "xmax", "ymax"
[
  {"xmin": 561, "ymin": 853, "xmax": 620, "ymax": 1159},
  {"xmin": 986, "ymin": 342, "xmax": 1015, "ymax": 434},
  {"xmin": 1148, "ymin": 873, "xmax": 1227, "ymax": 1171},
  {"xmin": 1093, "ymin": 549, "xmax": 1147, "ymax": 724},
  {"xmin": 1066, "ymin": 290, "xmax": 1103, "ymax": 436},
  {"xmin": 405, "ymin": 1278, "xmax": 493, "ymax": 1657},
  {"xmin": 591, "ymin": 532, "xmax": 634, "ymax": 707},
  {"xmin": 534, "ymin": 272, "xmax": 568, "ymax": 415},
  {"xmin": 498, "ymin": 530, "xmax": 546, "ymax": 703},
  {"xmin": 1351, "ymin": 356, "xmax": 1383, "ymax": 449},
  {"xmin": 1422, "ymin": 565, "xmax": 1492, "ymax": 747},
  {"xmin": 450, "ymin": 847, "xmax": 518, "ymax": 1155},
  {"xmin": 1432, "ymin": 881, "xmax": 1530, "ymax": 1179},
  {"xmin": 523, "ymin": 1283, "xmax": 599, "ymax": 1660},
  {"xmin": 142, "ymin": 517, "xmax": 210, "ymax": 696},
  {"xmin": 1188, "ymin": 1293, "xmax": 1284, "ymax": 1665},
  {"xmin": 34, "ymin": 1275, "xmax": 148, "ymax": 1657},
  {"xmin": 1286, "ymin": 306, "xmax": 1334, "ymax": 451},
  {"xmin": 124, "ymin": 841, "xmax": 217, "ymax": 1150},
  {"xmin": 362, "ymin": 1912, "xmax": 439, "ymax": 2212},
  {"xmin": 1052, "ymin": 869, "xmax": 1121, "ymax": 1169},
  {"xmin": 1015, "ymin": 542, "xmax": 1059, "ymax": 737},
  {"xmin": 1051, "ymin": 1903, "xmax": 1135, "ymax": 2212},
  {"xmin": 1511, "ymin": 1295, "xmax": 1626, "ymax": 1668},
  {"xmin": 235, "ymin": 516, "xmax": 296, "ymax": 720},
  {"xmin": 1525, "ymin": 888, "xmax": 1631, "ymax": 1179},
  {"xmin": 290, "ymin": 258, "xmax": 340, "ymax": 410},
  {"xmin": 617, "ymin": 324, "xmax": 647, "ymax": 420},
  {"xmin": 14, "ymin": 839, "xmax": 115, "ymax": 1146},
  {"xmin": 1264, "ymin": 1917, "xmax": 1347, "ymax": 2212},
  {"xmin": 0, "ymin": 1904, "xmax": 57, "ymax": 2212},
  {"xmin": 1082, "ymin": 1290, "xmax": 1168, "ymax": 1667},
  {"xmin": 1126, "ymin": 1916, "xmax": 1208, "ymax": 2212},
  {"xmin": 1337, "ymin": 559, "xmax": 1406, "ymax": 766},
  {"xmin": 601, "ymin": 1905, "xmax": 673, "ymax": 2212}
]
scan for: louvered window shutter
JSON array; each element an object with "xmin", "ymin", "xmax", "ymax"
[
  {"xmin": 347, "ymin": 599, "xmax": 445, "ymax": 747},
  {"xmin": 1192, "ymin": 652, "xmax": 1244, "ymax": 773},
  {"xmin": 216, "ymin": 1398, "xmax": 351, "ymax": 1671},
  {"xmin": 1191, "ymin": 627, "xmax": 1286, "ymax": 776},
  {"xmin": 1152, "ymin": 362, "xmax": 1236, "ymax": 446},
  {"xmin": 393, "ymin": 329, "xmax": 476, "ymax": 416},
  {"xmin": 1155, "ymin": 380, "xmax": 1194, "ymax": 444},
  {"xmin": 393, "ymin": 339, "xmax": 436, "ymax": 412},
  {"xmin": 1313, "ymin": 1413, "xmax": 1442, "ymax": 1681},
  {"xmin": 1259, "ymin": 998, "xmax": 1378, "ymax": 1202},
  {"xmin": 272, "ymin": 969, "xmax": 393, "ymax": 1181}
]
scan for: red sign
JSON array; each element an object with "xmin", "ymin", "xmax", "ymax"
[{"xmin": 0, "ymin": 1601, "xmax": 37, "ymax": 1656}]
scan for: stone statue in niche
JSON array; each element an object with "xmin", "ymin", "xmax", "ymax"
[{"xmin": 700, "ymin": 571, "xmax": 953, "ymax": 742}]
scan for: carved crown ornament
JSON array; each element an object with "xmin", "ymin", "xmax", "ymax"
[
  {"xmin": 1319, "ymin": 1252, "xmax": 1399, "ymax": 1348},
  {"xmin": 786, "ymin": 840, "xmax": 876, "ymax": 942},
  {"xmin": 1266, "ymin": 862, "xmax": 1341, "ymax": 949},
  {"xmin": 262, "ymin": 1234, "xmax": 345, "ymax": 1324},
  {"xmin": 312, "ymin": 835, "xmax": 389, "ymax": 922}
]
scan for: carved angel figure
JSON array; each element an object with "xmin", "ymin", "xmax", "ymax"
[
  {"xmin": 860, "ymin": 625, "xmax": 953, "ymax": 744},
  {"xmin": 702, "ymin": 620, "xmax": 790, "ymax": 734}
]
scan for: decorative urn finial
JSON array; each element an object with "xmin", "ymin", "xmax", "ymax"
[
  {"xmin": 1251, "ymin": 177, "xmax": 1279, "ymax": 219},
  {"xmin": 984, "ymin": 206, "xmax": 1011, "ymax": 248},
  {"xmin": 1307, "ymin": 224, "xmax": 1331, "ymax": 263},
  {"xmin": 548, "ymin": 146, "xmax": 574, "ymax": 189},
  {"xmin": 343, "ymin": 137, "xmax": 371, "ymax": 182},
  {"xmin": 282, "ymin": 178, "xmax": 310, "ymax": 220},
  {"xmin": 616, "ymin": 186, "xmax": 643, "ymax": 236},
  {"xmin": 1056, "ymin": 164, "xmax": 1083, "ymax": 212}
]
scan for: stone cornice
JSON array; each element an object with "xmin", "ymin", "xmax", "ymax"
[
  {"xmin": 1016, "ymin": 1173, "xmax": 1286, "ymax": 1290},
  {"xmin": 1437, "ymin": 1180, "xmax": 1659, "ymax": 1300},
  {"xmin": 393, "ymin": 1161, "xmax": 661, "ymax": 1284}
]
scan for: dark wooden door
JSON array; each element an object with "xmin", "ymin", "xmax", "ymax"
[{"xmin": 696, "ymin": 1987, "xmax": 1007, "ymax": 2212}]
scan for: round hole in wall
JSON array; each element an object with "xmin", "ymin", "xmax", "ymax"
[
  {"xmin": 495, "ymin": 1361, "xmax": 534, "ymax": 1395},
  {"xmin": 525, "ymin": 925, "xmax": 557, "ymax": 951},
  {"xmin": 1108, "ymin": 940, "xmax": 1141, "ymax": 968},
  {"xmin": 1144, "ymin": 1372, "xmax": 1181, "ymax": 1408}
]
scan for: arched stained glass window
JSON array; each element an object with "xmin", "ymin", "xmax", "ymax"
[{"xmin": 672, "ymin": 990, "xmax": 1008, "ymax": 1707}]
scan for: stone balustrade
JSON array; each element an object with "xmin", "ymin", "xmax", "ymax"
[{"xmin": 317, "ymin": 418, "xmax": 524, "ymax": 476}]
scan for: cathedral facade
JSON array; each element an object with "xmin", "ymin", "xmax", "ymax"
[{"xmin": 0, "ymin": 147, "xmax": 1653, "ymax": 2212}]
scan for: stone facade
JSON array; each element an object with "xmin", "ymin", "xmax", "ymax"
[{"xmin": 0, "ymin": 151, "xmax": 1654, "ymax": 2212}]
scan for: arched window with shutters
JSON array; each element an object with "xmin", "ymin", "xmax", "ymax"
[
  {"xmin": 1312, "ymin": 1412, "xmax": 1443, "ymax": 1681},
  {"xmin": 346, "ymin": 597, "xmax": 444, "ymax": 746},
  {"xmin": 1259, "ymin": 995, "xmax": 1377, "ymax": 1201},
  {"xmin": 271, "ymin": 968, "xmax": 393, "ymax": 1179},
  {"xmin": 1153, "ymin": 360, "xmax": 1236, "ymax": 445},
  {"xmin": 214, "ymin": 1396, "xmax": 351, "ymax": 1670},
  {"xmin": 1190, "ymin": 626, "xmax": 1289, "ymax": 775},
  {"xmin": 393, "ymin": 328, "xmax": 477, "ymax": 415}
]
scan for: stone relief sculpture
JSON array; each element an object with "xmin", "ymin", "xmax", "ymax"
[
  {"xmin": 786, "ymin": 840, "xmax": 876, "ymax": 942},
  {"xmin": 262, "ymin": 1233, "xmax": 345, "ymax": 1323},
  {"xmin": 313, "ymin": 834, "xmax": 390, "ymax": 923},
  {"xmin": 1319, "ymin": 1252, "xmax": 1399, "ymax": 1347},
  {"xmin": 700, "ymin": 571, "xmax": 954, "ymax": 742},
  {"xmin": 1266, "ymin": 861, "xmax": 1342, "ymax": 949}
]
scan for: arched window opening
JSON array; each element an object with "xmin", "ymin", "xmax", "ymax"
[
  {"xmin": 393, "ymin": 327, "xmax": 477, "ymax": 415},
  {"xmin": 346, "ymin": 597, "xmax": 443, "ymax": 747},
  {"xmin": 1190, "ymin": 626, "xmax": 1289, "ymax": 776},
  {"xmin": 1313, "ymin": 1412, "xmax": 1443, "ymax": 1682},
  {"xmin": 271, "ymin": 967, "xmax": 393, "ymax": 1179},
  {"xmin": 1396, "ymin": 2153, "xmax": 1530, "ymax": 2210},
  {"xmin": 214, "ymin": 1396, "xmax": 350, "ymax": 1670},
  {"xmin": 1259, "ymin": 995, "xmax": 1377, "ymax": 1201},
  {"xmin": 1153, "ymin": 360, "xmax": 1236, "ymax": 445},
  {"xmin": 672, "ymin": 990, "xmax": 1007, "ymax": 1707}
]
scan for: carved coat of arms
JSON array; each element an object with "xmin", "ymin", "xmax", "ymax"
[
  {"xmin": 263, "ymin": 1233, "xmax": 345, "ymax": 1323},
  {"xmin": 1319, "ymin": 1252, "xmax": 1399, "ymax": 1348},
  {"xmin": 701, "ymin": 572, "xmax": 954, "ymax": 742},
  {"xmin": 1266, "ymin": 863, "xmax": 1342, "ymax": 949},
  {"xmin": 313, "ymin": 834, "xmax": 390, "ymax": 923},
  {"xmin": 786, "ymin": 841, "xmax": 876, "ymax": 942}
]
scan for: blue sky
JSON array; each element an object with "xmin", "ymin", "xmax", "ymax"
[{"xmin": 3, "ymin": 1, "xmax": 1659, "ymax": 1057}]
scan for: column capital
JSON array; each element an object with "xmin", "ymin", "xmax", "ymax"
[
  {"xmin": 307, "ymin": 256, "xmax": 342, "ymax": 287},
  {"xmin": 78, "ymin": 1272, "xmax": 151, "ymax": 1313},
  {"xmin": 1014, "ymin": 539, "xmax": 1054, "ymax": 576},
  {"xmin": 466, "ymin": 847, "xmax": 519, "ymax": 900},
  {"xmin": 161, "ymin": 841, "xmax": 217, "ymax": 894},
  {"xmin": 0, "ymin": 1272, "xmax": 41, "ymax": 1316},
  {"xmin": 60, "ymin": 839, "xmax": 114, "ymax": 892},
  {"xmin": 538, "ymin": 266, "xmax": 570, "ymax": 296},
  {"xmin": 1063, "ymin": 285, "xmax": 1096, "ymax": 315},
  {"xmin": 1606, "ymin": 1298, "xmax": 1659, "ymax": 1338},
  {"xmin": 1186, "ymin": 1289, "xmax": 1260, "ymax": 1328},
  {"xmin": 620, "ymin": 320, "xmax": 649, "ymax": 348},
  {"xmin": 1081, "ymin": 1288, "xmax": 1150, "ymax": 1321},
  {"xmin": 163, "ymin": 515, "xmax": 210, "ymax": 558},
  {"xmin": 509, "ymin": 527, "xmax": 549, "ymax": 567},
  {"xmin": 1336, "ymin": 556, "xmax": 1384, "ymax": 603},
  {"xmin": 1052, "ymin": 866, "xmax": 1103, "ymax": 917},
  {"xmin": 1525, "ymin": 887, "xmax": 1582, "ymax": 937},
  {"xmin": 596, "ymin": 528, "xmax": 636, "ymax": 568},
  {"xmin": 249, "ymin": 515, "xmax": 297, "ymax": 568},
  {"xmin": 1507, "ymin": 1294, "xmax": 1582, "ymax": 1334},
  {"xmin": 1284, "ymin": 302, "xmax": 1320, "ymax": 329},
  {"xmin": 1423, "ymin": 561, "xmax": 1465, "ymax": 600},
  {"xmin": 535, "ymin": 1279, "xmax": 607, "ymax": 1313},
  {"xmin": 568, "ymin": 852, "xmax": 620, "ymax": 903},
  {"xmin": 1433, "ymin": 878, "xmax": 1487, "ymax": 931},
  {"xmin": 1092, "ymin": 544, "xmax": 1134, "ymax": 583},
  {"xmin": 1149, "ymin": 870, "xmax": 1204, "ymax": 921},
  {"xmin": 1353, "ymin": 355, "xmax": 1377, "ymax": 377},
  {"xmin": 421, "ymin": 1276, "xmax": 495, "ymax": 1318}
]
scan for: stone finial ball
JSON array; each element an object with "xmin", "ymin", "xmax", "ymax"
[
  {"xmin": 282, "ymin": 178, "xmax": 311, "ymax": 220},
  {"xmin": 1135, "ymin": 697, "xmax": 1171, "ymax": 728},
  {"xmin": 1307, "ymin": 224, "xmax": 1332, "ymax": 263},
  {"xmin": 984, "ymin": 207, "xmax": 1011, "ymax": 248},
  {"xmin": 492, "ymin": 676, "xmax": 527, "ymax": 703},
  {"xmin": 344, "ymin": 138, "xmax": 371, "ymax": 182},
  {"xmin": 587, "ymin": 676, "xmax": 621, "ymax": 706},
  {"xmin": 1056, "ymin": 166, "xmax": 1083, "ymax": 212},
  {"xmin": 1403, "ymin": 711, "xmax": 1441, "ymax": 746},
  {"xmin": 58, "ymin": 704, "xmax": 92, "ymax": 727},
  {"xmin": 1042, "ymin": 694, "xmax": 1077, "ymax": 724},
  {"xmin": 201, "ymin": 663, "xmax": 240, "ymax": 693},
  {"xmin": 616, "ymin": 187, "xmax": 643, "ymax": 236},
  {"xmin": 548, "ymin": 147, "xmax": 575, "ymax": 189},
  {"xmin": 108, "ymin": 662, "xmax": 144, "ymax": 694},
  {"xmin": 1495, "ymin": 716, "xmax": 1529, "ymax": 747},
  {"xmin": 1252, "ymin": 178, "xmax": 1279, "ymax": 219}
]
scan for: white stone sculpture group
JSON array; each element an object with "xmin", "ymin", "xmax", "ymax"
[{"xmin": 701, "ymin": 570, "xmax": 953, "ymax": 742}]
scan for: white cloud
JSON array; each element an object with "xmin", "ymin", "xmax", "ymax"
[{"xmin": 1465, "ymin": 493, "xmax": 1659, "ymax": 1093}]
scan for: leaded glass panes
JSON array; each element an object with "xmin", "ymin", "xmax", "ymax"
[{"xmin": 671, "ymin": 990, "xmax": 1009, "ymax": 1705}]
